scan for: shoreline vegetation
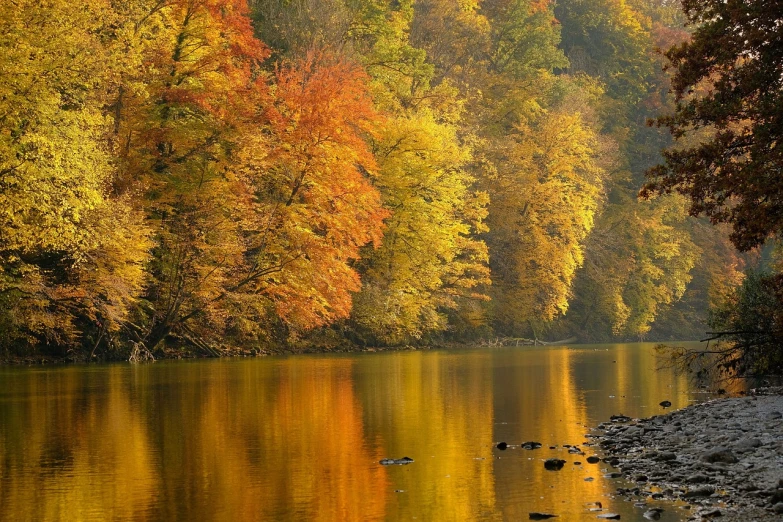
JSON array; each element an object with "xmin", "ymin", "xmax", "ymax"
[
  {"xmin": 591, "ymin": 387, "xmax": 783, "ymax": 521},
  {"xmin": 0, "ymin": 337, "xmax": 588, "ymax": 366}
]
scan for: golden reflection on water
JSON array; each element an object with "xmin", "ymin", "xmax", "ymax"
[{"xmin": 0, "ymin": 344, "xmax": 719, "ymax": 521}]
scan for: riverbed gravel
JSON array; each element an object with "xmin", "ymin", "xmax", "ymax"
[{"xmin": 591, "ymin": 387, "xmax": 783, "ymax": 521}]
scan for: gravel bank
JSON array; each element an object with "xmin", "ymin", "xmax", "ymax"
[{"xmin": 592, "ymin": 387, "xmax": 783, "ymax": 521}]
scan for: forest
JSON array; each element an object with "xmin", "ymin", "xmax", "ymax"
[{"xmin": 0, "ymin": 0, "xmax": 780, "ymax": 364}]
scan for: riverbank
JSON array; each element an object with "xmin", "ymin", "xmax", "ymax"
[
  {"xmin": 591, "ymin": 387, "xmax": 783, "ymax": 520},
  {"xmin": 0, "ymin": 339, "xmax": 450, "ymax": 366}
]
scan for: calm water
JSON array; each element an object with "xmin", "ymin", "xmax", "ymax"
[{"xmin": 0, "ymin": 343, "xmax": 734, "ymax": 521}]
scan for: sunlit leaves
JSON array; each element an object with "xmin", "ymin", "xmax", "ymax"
[
  {"xmin": 0, "ymin": 0, "xmax": 151, "ymax": 347},
  {"xmin": 352, "ymin": 110, "xmax": 489, "ymax": 343},
  {"xmin": 488, "ymin": 107, "xmax": 607, "ymax": 333}
]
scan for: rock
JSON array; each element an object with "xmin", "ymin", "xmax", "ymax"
[
  {"xmin": 685, "ymin": 474, "xmax": 710, "ymax": 484},
  {"xmin": 603, "ymin": 472, "xmax": 623, "ymax": 479},
  {"xmin": 587, "ymin": 455, "xmax": 601, "ymax": 464},
  {"xmin": 683, "ymin": 485, "xmax": 716, "ymax": 498},
  {"xmin": 767, "ymin": 411, "xmax": 782, "ymax": 420},
  {"xmin": 380, "ymin": 457, "xmax": 414, "ymax": 465},
  {"xmin": 596, "ymin": 514, "xmax": 620, "ymax": 519},
  {"xmin": 610, "ymin": 414, "xmax": 632, "ymax": 423},
  {"xmin": 528, "ymin": 513, "xmax": 558, "ymax": 520},
  {"xmin": 654, "ymin": 452, "xmax": 677, "ymax": 462},
  {"xmin": 544, "ymin": 458, "xmax": 566, "ymax": 471},
  {"xmin": 584, "ymin": 477, "xmax": 594, "ymax": 482},
  {"xmin": 624, "ymin": 425, "xmax": 642, "ymax": 436},
  {"xmin": 733, "ymin": 438, "xmax": 762, "ymax": 452},
  {"xmin": 521, "ymin": 441, "xmax": 542, "ymax": 450},
  {"xmin": 496, "ymin": 442, "xmax": 508, "ymax": 450},
  {"xmin": 659, "ymin": 400, "xmax": 672, "ymax": 409},
  {"xmin": 701, "ymin": 448, "xmax": 738, "ymax": 464},
  {"xmin": 696, "ymin": 507, "xmax": 722, "ymax": 518},
  {"xmin": 773, "ymin": 502, "xmax": 783, "ymax": 514},
  {"xmin": 642, "ymin": 510, "xmax": 661, "ymax": 520}
]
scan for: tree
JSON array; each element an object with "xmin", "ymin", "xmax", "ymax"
[
  {"xmin": 0, "ymin": 0, "xmax": 151, "ymax": 351},
  {"xmin": 105, "ymin": 0, "xmax": 274, "ymax": 352},
  {"xmin": 344, "ymin": 0, "xmax": 490, "ymax": 343},
  {"xmin": 352, "ymin": 110, "xmax": 490, "ymax": 344},
  {"xmin": 240, "ymin": 54, "xmax": 388, "ymax": 335},
  {"xmin": 487, "ymin": 103, "xmax": 608, "ymax": 335},
  {"xmin": 555, "ymin": 0, "xmax": 653, "ymax": 105},
  {"xmin": 643, "ymin": 0, "xmax": 783, "ymax": 252}
]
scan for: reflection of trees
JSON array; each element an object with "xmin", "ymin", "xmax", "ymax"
[
  {"xmin": 0, "ymin": 345, "xmax": 712, "ymax": 522},
  {"xmin": 489, "ymin": 344, "xmax": 695, "ymax": 519},
  {"xmin": 353, "ymin": 351, "xmax": 499, "ymax": 521},
  {"xmin": 0, "ymin": 360, "xmax": 389, "ymax": 521},
  {"xmin": 490, "ymin": 348, "xmax": 603, "ymax": 519},
  {"xmin": 0, "ymin": 367, "xmax": 159, "ymax": 521}
]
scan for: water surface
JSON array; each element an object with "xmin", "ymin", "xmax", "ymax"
[{"xmin": 0, "ymin": 343, "xmax": 731, "ymax": 521}]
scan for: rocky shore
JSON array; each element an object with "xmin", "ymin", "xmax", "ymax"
[{"xmin": 591, "ymin": 387, "xmax": 783, "ymax": 521}]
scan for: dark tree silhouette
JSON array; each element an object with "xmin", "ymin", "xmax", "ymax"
[{"xmin": 643, "ymin": 0, "xmax": 783, "ymax": 252}]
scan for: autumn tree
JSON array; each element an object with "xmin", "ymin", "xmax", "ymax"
[
  {"xmin": 353, "ymin": 109, "xmax": 490, "ymax": 344},
  {"xmin": 555, "ymin": 0, "xmax": 653, "ymax": 106},
  {"xmin": 107, "ymin": 0, "xmax": 390, "ymax": 352},
  {"xmin": 349, "ymin": 0, "xmax": 491, "ymax": 343},
  {"xmin": 237, "ymin": 54, "xmax": 388, "ymax": 337},
  {"xmin": 411, "ymin": 0, "xmax": 611, "ymax": 337},
  {"xmin": 251, "ymin": 0, "xmax": 492, "ymax": 344},
  {"xmin": 100, "ymin": 0, "xmax": 275, "ymax": 353},
  {"xmin": 487, "ymin": 95, "xmax": 608, "ymax": 335},
  {"xmin": 643, "ymin": 0, "xmax": 783, "ymax": 252},
  {"xmin": 0, "ymin": 1, "xmax": 151, "ymax": 352},
  {"xmin": 643, "ymin": 0, "xmax": 783, "ymax": 372}
]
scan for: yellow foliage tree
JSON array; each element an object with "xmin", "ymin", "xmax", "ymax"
[
  {"xmin": 488, "ymin": 107, "xmax": 607, "ymax": 334},
  {"xmin": 344, "ymin": 0, "xmax": 490, "ymax": 344},
  {"xmin": 353, "ymin": 111, "xmax": 490, "ymax": 343},
  {"xmin": 0, "ymin": 0, "xmax": 151, "ymax": 350}
]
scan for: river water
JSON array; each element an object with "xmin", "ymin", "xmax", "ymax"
[{"xmin": 0, "ymin": 343, "xmax": 734, "ymax": 521}]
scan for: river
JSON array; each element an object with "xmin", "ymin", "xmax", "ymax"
[{"xmin": 0, "ymin": 343, "xmax": 735, "ymax": 521}]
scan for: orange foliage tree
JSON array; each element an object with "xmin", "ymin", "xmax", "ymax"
[{"xmin": 237, "ymin": 54, "xmax": 388, "ymax": 337}]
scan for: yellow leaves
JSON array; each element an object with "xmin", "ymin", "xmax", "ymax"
[
  {"xmin": 0, "ymin": 1, "xmax": 156, "ymax": 345},
  {"xmin": 487, "ymin": 106, "xmax": 607, "ymax": 330},
  {"xmin": 351, "ymin": 110, "xmax": 489, "ymax": 343}
]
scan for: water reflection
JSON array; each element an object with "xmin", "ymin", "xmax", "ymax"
[{"xmin": 0, "ymin": 344, "xmax": 727, "ymax": 521}]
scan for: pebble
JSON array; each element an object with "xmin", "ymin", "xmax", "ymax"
[{"xmin": 544, "ymin": 458, "xmax": 566, "ymax": 471}]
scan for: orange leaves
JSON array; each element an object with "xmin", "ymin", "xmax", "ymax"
[{"xmin": 238, "ymin": 55, "xmax": 389, "ymax": 331}]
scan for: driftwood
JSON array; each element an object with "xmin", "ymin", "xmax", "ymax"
[{"xmin": 482, "ymin": 336, "xmax": 578, "ymax": 347}]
